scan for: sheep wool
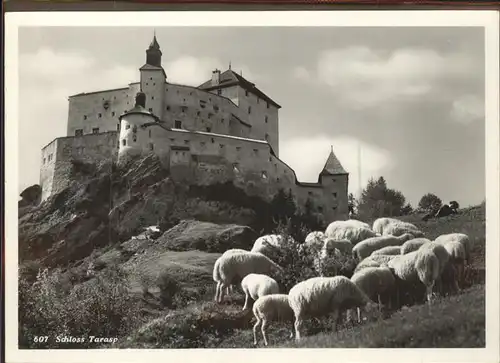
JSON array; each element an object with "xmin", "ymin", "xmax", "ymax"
[
  {"xmin": 219, "ymin": 248, "xmax": 252, "ymax": 294},
  {"xmin": 325, "ymin": 223, "xmax": 378, "ymax": 246},
  {"xmin": 353, "ymin": 254, "xmax": 397, "ymax": 273},
  {"xmin": 241, "ymin": 273, "xmax": 280, "ymax": 310},
  {"xmin": 401, "ymin": 238, "xmax": 432, "ymax": 255},
  {"xmin": 434, "ymin": 233, "xmax": 472, "ymax": 263},
  {"xmin": 252, "ymin": 294, "xmax": 294, "ymax": 346},
  {"xmin": 352, "ymin": 233, "xmax": 414, "ymax": 261},
  {"xmin": 372, "ymin": 217, "xmax": 401, "ymax": 235},
  {"xmin": 327, "ymin": 219, "xmax": 371, "ymax": 230},
  {"xmin": 300, "ymin": 231, "xmax": 327, "ymax": 255},
  {"xmin": 288, "ymin": 276, "xmax": 375, "ymax": 340},
  {"xmin": 322, "ymin": 238, "xmax": 353, "ymax": 255},
  {"xmin": 213, "ymin": 252, "xmax": 284, "ymax": 303},
  {"xmin": 382, "ymin": 221, "xmax": 424, "ymax": 238},
  {"xmin": 371, "ymin": 246, "xmax": 402, "ymax": 256}
]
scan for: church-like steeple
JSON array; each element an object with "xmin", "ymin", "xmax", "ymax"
[
  {"xmin": 320, "ymin": 146, "xmax": 348, "ymax": 175},
  {"xmin": 146, "ymin": 33, "xmax": 162, "ymax": 67}
]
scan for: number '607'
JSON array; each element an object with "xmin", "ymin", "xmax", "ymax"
[{"xmin": 34, "ymin": 336, "xmax": 49, "ymax": 343}]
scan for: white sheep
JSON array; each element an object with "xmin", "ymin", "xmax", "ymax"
[
  {"xmin": 434, "ymin": 233, "xmax": 472, "ymax": 264},
  {"xmin": 241, "ymin": 273, "xmax": 280, "ymax": 310},
  {"xmin": 220, "ymin": 248, "xmax": 252, "ymax": 294},
  {"xmin": 352, "ymin": 233, "xmax": 414, "ymax": 261},
  {"xmin": 372, "ymin": 217, "xmax": 400, "ymax": 235},
  {"xmin": 325, "ymin": 223, "xmax": 378, "ymax": 246},
  {"xmin": 382, "ymin": 221, "xmax": 424, "ymax": 238},
  {"xmin": 252, "ymin": 294, "xmax": 295, "ymax": 346},
  {"xmin": 313, "ymin": 244, "xmax": 343, "ymax": 277},
  {"xmin": 350, "ymin": 266, "xmax": 396, "ymax": 317},
  {"xmin": 213, "ymin": 251, "xmax": 284, "ymax": 303},
  {"xmin": 251, "ymin": 234, "xmax": 283, "ymax": 255},
  {"xmin": 370, "ymin": 245, "xmax": 402, "ymax": 256},
  {"xmin": 400, "ymin": 238, "xmax": 432, "ymax": 254},
  {"xmin": 322, "ymin": 238, "xmax": 353, "ymax": 255},
  {"xmin": 439, "ymin": 240, "xmax": 466, "ymax": 289},
  {"xmin": 288, "ymin": 276, "xmax": 377, "ymax": 341},
  {"xmin": 353, "ymin": 254, "xmax": 397, "ymax": 273},
  {"xmin": 327, "ymin": 219, "xmax": 371, "ymax": 230},
  {"xmin": 299, "ymin": 231, "xmax": 326, "ymax": 255}
]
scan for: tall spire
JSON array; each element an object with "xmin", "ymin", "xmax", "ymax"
[
  {"xmin": 146, "ymin": 32, "xmax": 162, "ymax": 67},
  {"xmin": 229, "ymin": 60, "xmax": 232, "ymax": 70},
  {"xmin": 321, "ymin": 146, "xmax": 347, "ymax": 175}
]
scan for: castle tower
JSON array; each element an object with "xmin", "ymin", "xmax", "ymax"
[
  {"xmin": 118, "ymin": 92, "xmax": 160, "ymax": 165},
  {"xmin": 319, "ymin": 146, "xmax": 349, "ymax": 222},
  {"xmin": 140, "ymin": 34, "xmax": 167, "ymax": 120}
]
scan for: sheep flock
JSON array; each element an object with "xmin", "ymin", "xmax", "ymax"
[{"xmin": 211, "ymin": 217, "xmax": 474, "ymax": 346}]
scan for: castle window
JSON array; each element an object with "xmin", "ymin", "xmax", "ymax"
[
  {"xmin": 257, "ymin": 98, "xmax": 260, "ymax": 104},
  {"xmin": 213, "ymin": 105, "xmax": 219, "ymax": 112},
  {"xmin": 236, "ymin": 146, "xmax": 241, "ymax": 151},
  {"xmin": 93, "ymin": 128, "xmax": 99, "ymax": 134},
  {"xmin": 308, "ymin": 191, "xmax": 313, "ymax": 196},
  {"xmin": 112, "ymin": 111, "xmax": 115, "ymax": 117},
  {"xmin": 166, "ymin": 105, "xmax": 170, "ymax": 111},
  {"xmin": 184, "ymin": 140, "xmax": 189, "ymax": 145},
  {"xmin": 265, "ymin": 116, "xmax": 268, "ymax": 123},
  {"xmin": 98, "ymin": 113, "xmax": 102, "ymax": 118},
  {"xmin": 269, "ymin": 157, "xmax": 272, "ymax": 162},
  {"xmin": 265, "ymin": 134, "xmax": 269, "ymax": 141},
  {"xmin": 332, "ymin": 178, "xmax": 337, "ymax": 183},
  {"xmin": 149, "ymin": 143, "xmax": 154, "ymax": 151},
  {"xmin": 197, "ymin": 111, "xmax": 201, "ymax": 116},
  {"xmin": 318, "ymin": 206, "xmax": 323, "ymax": 212},
  {"xmin": 152, "ymin": 96, "xmax": 155, "ymax": 100},
  {"xmin": 217, "ymin": 89, "xmax": 222, "ymax": 96},
  {"xmin": 267, "ymin": 102, "xmax": 270, "ymax": 109},
  {"xmin": 276, "ymin": 177, "xmax": 280, "ymax": 182},
  {"xmin": 248, "ymin": 106, "xmax": 251, "ymax": 114},
  {"xmin": 333, "ymin": 192, "xmax": 337, "ymax": 198},
  {"xmin": 253, "ymin": 149, "xmax": 258, "ymax": 154},
  {"xmin": 201, "ymin": 141, "xmax": 206, "ymax": 147},
  {"xmin": 206, "ymin": 127, "xmax": 211, "ymax": 132},
  {"xmin": 166, "ymin": 88, "xmax": 168, "ymax": 92},
  {"xmin": 175, "ymin": 120, "xmax": 182, "ymax": 129},
  {"xmin": 75, "ymin": 129, "xmax": 83, "ymax": 137},
  {"xmin": 125, "ymin": 123, "xmax": 130, "ymax": 130},
  {"xmin": 261, "ymin": 171, "xmax": 268, "ymax": 179},
  {"xmin": 200, "ymin": 100, "xmax": 206, "ymax": 108},
  {"xmin": 132, "ymin": 125, "xmax": 137, "ymax": 133},
  {"xmin": 149, "ymin": 129, "xmax": 152, "ymax": 138},
  {"xmin": 43, "ymin": 158, "xmax": 46, "ymax": 164},
  {"xmin": 153, "ymin": 83, "xmax": 156, "ymax": 86},
  {"xmin": 181, "ymin": 106, "xmax": 187, "ymax": 113},
  {"xmin": 133, "ymin": 134, "xmax": 137, "ymax": 142},
  {"xmin": 169, "ymin": 138, "xmax": 175, "ymax": 142},
  {"xmin": 245, "ymin": 90, "xmax": 249, "ymax": 97},
  {"xmin": 220, "ymin": 144, "xmax": 225, "ymax": 149},
  {"xmin": 208, "ymin": 113, "xmax": 213, "ymax": 119},
  {"xmin": 83, "ymin": 115, "xmax": 87, "ymax": 120},
  {"xmin": 149, "ymin": 108, "xmax": 153, "ymax": 112},
  {"xmin": 211, "ymin": 138, "xmax": 215, "ymax": 143},
  {"xmin": 122, "ymin": 139, "xmax": 126, "ymax": 146},
  {"xmin": 221, "ymin": 119, "xmax": 224, "ymax": 123},
  {"xmin": 150, "ymin": 77, "xmax": 153, "ymax": 80}
]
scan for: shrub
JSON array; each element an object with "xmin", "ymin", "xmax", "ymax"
[{"xmin": 157, "ymin": 270, "xmax": 183, "ymax": 308}]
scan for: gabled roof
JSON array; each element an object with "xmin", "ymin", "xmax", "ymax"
[
  {"xmin": 197, "ymin": 69, "xmax": 281, "ymax": 109},
  {"xmin": 320, "ymin": 148, "xmax": 348, "ymax": 176}
]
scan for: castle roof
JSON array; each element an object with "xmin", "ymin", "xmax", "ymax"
[
  {"xmin": 197, "ymin": 69, "xmax": 281, "ymax": 109},
  {"xmin": 320, "ymin": 148, "xmax": 348, "ymax": 176},
  {"xmin": 149, "ymin": 34, "xmax": 161, "ymax": 50},
  {"xmin": 119, "ymin": 103, "xmax": 160, "ymax": 122}
]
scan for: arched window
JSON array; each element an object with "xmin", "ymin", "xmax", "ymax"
[{"xmin": 133, "ymin": 134, "xmax": 137, "ymax": 142}]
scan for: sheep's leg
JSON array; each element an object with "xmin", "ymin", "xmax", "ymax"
[
  {"xmin": 214, "ymin": 282, "xmax": 221, "ymax": 302},
  {"xmin": 294, "ymin": 316, "xmax": 303, "ymax": 342},
  {"xmin": 218, "ymin": 283, "xmax": 228, "ymax": 303},
  {"xmin": 243, "ymin": 292, "xmax": 250, "ymax": 310},
  {"xmin": 253, "ymin": 317, "xmax": 261, "ymax": 346},
  {"xmin": 261, "ymin": 319, "xmax": 269, "ymax": 346},
  {"xmin": 289, "ymin": 329, "xmax": 294, "ymax": 339},
  {"xmin": 331, "ymin": 309, "xmax": 340, "ymax": 332},
  {"xmin": 426, "ymin": 282, "xmax": 435, "ymax": 304},
  {"xmin": 356, "ymin": 307, "xmax": 361, "ymax": 323}
]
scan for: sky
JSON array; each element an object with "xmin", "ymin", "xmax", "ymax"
[{"xmin": 17, "ymin": 26, "xmax": 485, "ymax": 208}]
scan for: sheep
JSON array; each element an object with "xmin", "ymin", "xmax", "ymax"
[
  {"xmin": 325, "ymin": 223, "xmax": 378, "ymax": 246},
  {"xmin": 383, "ymin": 222, "xmax": 424, "ymax": 238},
  {"xmin": 434, "ymin": 233, "xmax": 472, "ymax": 264},
  {"xmin": 288, "ymin": 276, "xmax": 377, "ymax": 341},
  {"xmin": 213, "ymin": 251, "xmax": 284, "ymax": 303},
  {"xmin": 241, "ymin": 273, "xmax": 280, "ymax": 310},
  {"xmin": 352, "ymin": 233, "xmax": 414, "ymax": 261},
  {"xmin": 251, "ymin": 234, "xmax": 284, "ymax": 255},
  {"xmin": 370, "ymin": 245, "xmax": 402, "ymax": 256},
  {"xmin": 400, "ymin": 238, "xmax": 432, "ymax": 254},
  {"xmin": 322, "ymin": 238, "xmax": 353, "ymax": 255},
  {"xmin": 313, "ymin": 244, "xmax": 343, "ymax": 277},
  {"xmin": 327, "ymin": 219, "xmax": 371, "ymax": 230},
  {"xmin": 299, "ymin": 231, "xmax": 326, "ymax": 255},
  {"xmin": 350, "ymin": 266, "xmax": 396, "ymax": 317},
  {"xmin": 372, "ymin": 217, "xmax": 401, "ymax": 235},
  {"xmin": 353, "ymin": 254, "xmax": 397, "ymax": 273},
  {"xmin": 435, "ymin": 240, "xmax": 466, "ymax": 290},
  {"xmin": 220, "ymin": 248, "xmax": 252, "ymax": 294},
  {"xmin": 252, "ymin": 294, "xmax": 295, "ymax": 346}
]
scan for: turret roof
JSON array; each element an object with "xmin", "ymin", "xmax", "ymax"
[{"xmin": 320, "ymin": 147, "xmax": 348, "ymax": 175}]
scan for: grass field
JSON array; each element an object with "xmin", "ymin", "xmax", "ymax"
[{"xmin": 118, "ymin": 203, "xmax": 486, "ymax": 348}]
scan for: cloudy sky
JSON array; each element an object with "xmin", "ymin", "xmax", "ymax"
[{"xmin": 17, "ymin": 26, "xmax": 485, "ymax": 207}]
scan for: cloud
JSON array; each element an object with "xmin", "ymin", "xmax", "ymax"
[
  {"xmin": 292, "ymin": 66, "xmax": 311, "ymax": 82},
  {"xmin": 280, "ymin": 135, "xmax": 393, "ymax": 196},
  {"xmin": 450, "ymin": 94, "xmax": 485, "ymax": 124},
  {"xmin": 296, "ymin": 46, "xmax": 477, "ymax": 109}
]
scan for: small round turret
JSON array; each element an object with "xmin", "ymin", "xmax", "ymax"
[{"xmin": 117, "ymin": 92, "xmax": 159, "ymax": 164}]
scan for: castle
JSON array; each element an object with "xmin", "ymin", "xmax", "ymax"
[{"xmin": 39, "ymin": 35, "xmax": 349, "ymax": 223}]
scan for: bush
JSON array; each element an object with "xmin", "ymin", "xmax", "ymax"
[
  {"xmin": 19, "ymin": 264, "xmax": 142, "ymax": 348},
  {"xmin": 157, "ymin": 270, "xmax": 183, "ymax": 308}
]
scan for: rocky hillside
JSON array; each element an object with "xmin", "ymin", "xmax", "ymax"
[{"xmin": 18, "ymin": 155, "xmax": 273, "ymax": 269}]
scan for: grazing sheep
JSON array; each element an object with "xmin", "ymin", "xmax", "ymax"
[
  {"xmin": 323, "ymin": 238, "xmax": 353, "ymax": 255},
  {"xmin": 371, "ymin": 245, "xmax": 402, "ymax": 256},
  {"xmin": 372, "ymin": 217, "xmax": 401, "ymax": 235},
  {"xmin": 251, "ymin": 234, "xmax": 284, "ymax": 255},
  {"xmin": 213, "ymin": 252, "xmax": 284, "ymax": 303},
  {"xmin": 352, "ymin": 233, "xmax": 414, "ymax": 261},
  {"xmin": 288, "ymin": 276, "xmax": 377, "ymax": 341},
  {"xmin": 434, "ymin": 233, "xmax": 472, "ymax": 264},
  {"xmin": 325, "ymin": 223, "xmax": 378, "ymax": 246},
  {"xmin": 383, "ymin": 222, "xmax": 424, "ymax": 238},
  {"xmin": 241, "ymin": 273, "xmax": 280, "ymax": 310},
  {"xmin": 220, "ymin": 248, "xmax": 252, "ymax": 294},
  {"xmin": 350, "ymin": 266, "xmax": 396, "ymax": 318},
  {"xmin": 313, "ymin": 245, "xmax": 343, "ymax": 277},
  {"xmin": 252, "ymin": 294, "xmax": 295, "ymax": 346},
  {"xmin": 300, "ymin": 231, "xmax": 327, "ymax": 255},
  {"xmin": 353, "ymin": 254, "xmax": 397, "ymax": 273},
  {"xmin": 436, "ymin": 240, "xmax": 466, "ymax": 290},
  {"xmin": 401, "ymin": 238, "xmax": 432, "ymax": 254},
  {"xmin": 327, "ymin": 219, "xmax": 371, "ymax": 230}
]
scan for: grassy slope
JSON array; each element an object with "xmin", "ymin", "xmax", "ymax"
[{"xmin": 121, "ymin": 204, "xmax": 486, "ymax": 348}]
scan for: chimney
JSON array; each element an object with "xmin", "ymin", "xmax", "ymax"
[
  {"xmin": 135, "ymin": 92, "xmax": 146, "ymax": 108},
  {"xmin": 211, "ymin": 69, "xmax": 221, "ymax": 86}
]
